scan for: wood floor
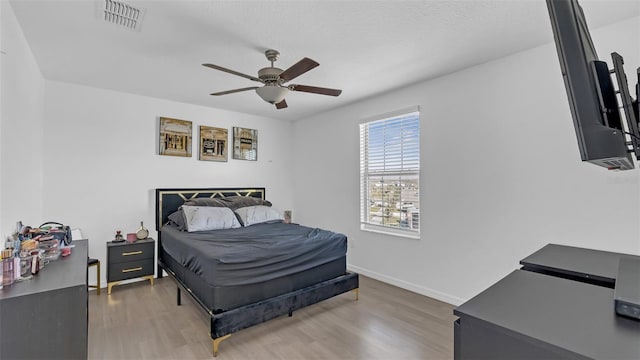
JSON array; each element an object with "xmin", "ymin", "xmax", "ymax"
[{"xmin": 88, "ymin": 275, "xmax": 456, "ymax": 359}]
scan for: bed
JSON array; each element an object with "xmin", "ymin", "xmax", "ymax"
[{"xmin": 155, "ymin": 187, "xmax": 359, "ymax": 356}]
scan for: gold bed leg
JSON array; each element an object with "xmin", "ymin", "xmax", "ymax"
[
  {"xmin": 353, "ymin": 288, "xmax": 359, "ymax": 301},
  {"xmin": 212, "ymin": 334, "xmax": 231, "ymax": 357}
]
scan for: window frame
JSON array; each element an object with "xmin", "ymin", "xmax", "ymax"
[{"xmin": 359, "ymin": 106, "xmax": 421, "ymax": 239}]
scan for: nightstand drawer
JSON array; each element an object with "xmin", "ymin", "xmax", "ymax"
[
  {"xmin": 108, "ymin": 258, "xmax": 154, "ymax": 282},
  {"xmin": 108, "ymin": 241, "xmax": 154, "ymax": 264}
]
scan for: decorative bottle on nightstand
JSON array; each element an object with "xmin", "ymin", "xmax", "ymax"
[{"xmin": 136, "ymin": 221, "xmax": 149, "ymax": 240}]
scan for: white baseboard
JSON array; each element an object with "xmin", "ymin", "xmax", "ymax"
[{"xmin": 347, "ymin": 264, "xmax": 465, "ymax": 306}]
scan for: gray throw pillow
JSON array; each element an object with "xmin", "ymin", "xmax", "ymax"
[
  {"xmin": 181, "ymin": 206, "xmax": 241, "ymax": 232},
  {"xmin": 234, "ymin": 205, "xmax": 283, "ymax": 226},
  {"xmin": 167, "ymin": 209, "xmax": 187, "ymax": 230},
  {"xmin": 183, "ymin": 197, "xmax": 231, "ymax": 207},
  {"xmin": 223, "ymin": 196, "xmax": 272, "ymax": 210},
  {"xmin": 183, "ymin": 196, "xmax": 272, "ymax": 210}
]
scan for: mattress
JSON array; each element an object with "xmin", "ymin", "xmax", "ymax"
[{"xmin": 159, "ymin": 222, "xmax": 348, "ymax": 312}]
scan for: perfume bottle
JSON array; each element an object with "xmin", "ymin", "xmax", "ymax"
[
  {"xmin": 30, "ymin": 250, "xmax": 41, "ymax": 275},
  {"xmin": 2, "ymin": 250, "xmax": 15, "ymax": 286},
  {"xmin": 136, "ymin": 221, "xmax": 149, "ymax": 240}
]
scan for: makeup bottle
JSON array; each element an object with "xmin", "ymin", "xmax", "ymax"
[{"xmin": 2, "ymin": 250, "xmax": 15, "ymax": 286}]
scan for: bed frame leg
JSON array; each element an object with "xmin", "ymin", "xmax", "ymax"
[
  {"xmin": 212, "ymin": 334, "xmax": 231, "ymax": 357},
  {"xmin": 353, "ymin": 288, "xmax": 359, "ymax": 301},
  {"xmin": 177, "ymin": 286, "xmax": 181, "ymax": 306}
]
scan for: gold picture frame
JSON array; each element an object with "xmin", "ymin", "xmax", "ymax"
[
  {"xmin": 159, "ymin": 117, "xmax": 192, "ymax": 157},
  {"xmin": 199, "ymin": 126, "xmax": 228, "ymax": 162},
  {"xmin": 232, "ymin": 127, "xmax": 258, "ymax": 161}
]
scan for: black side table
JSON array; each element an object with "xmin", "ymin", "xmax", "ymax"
[{"xmin": 107, "ymin": 238, "xmax": 155, "ymax": 294}]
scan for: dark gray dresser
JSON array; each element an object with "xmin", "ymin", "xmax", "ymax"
[
  {"xmin": 454, "ymin": 244, "xmax": 640, "ymax": 359},
  {"xmin": 454, "ymin": 269, "xmax": 640, "ymax": 359},
  {"xmin": 0, "ymin": 239, "xmax": 88, "ymax": 359},
  {"xmin": 520, "ymin": 243, "xmax": 639, "ymax": 287}
]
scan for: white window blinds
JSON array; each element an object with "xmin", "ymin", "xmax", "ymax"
[{"xmin": 359, "ymin": 107, "xmax": 420, "ymax": 237}]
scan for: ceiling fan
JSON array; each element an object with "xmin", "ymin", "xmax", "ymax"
[{"xmin": 203, "ymin": 49, "xmax": 342, "ymax": 109}]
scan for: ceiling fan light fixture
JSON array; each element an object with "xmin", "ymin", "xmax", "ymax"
[
  {"xmin": 203, "ymin": 50, "xmax": 341, "ymax": 109},
  {"xmin": 255, "ymin": 85, "xmax": 288, "ymax": 104}
]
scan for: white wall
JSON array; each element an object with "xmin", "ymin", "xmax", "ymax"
[
  {"xmin": 43, "ymin": 81, "xmax": 294, "ymax": 287},
  {"xmin": 1, "ymin": 1, "xmax": 3, "ymax": 234},
  {"xmin": 0, "ymin": 2, "xmax": 45, "ymax": 235},
  {"xmin": 292, "ymin": 17, "xmax": 640, "ymax": 305}
]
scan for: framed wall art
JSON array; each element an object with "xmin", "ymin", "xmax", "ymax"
[
  {"xmin": 159, "ymin": 117, "xmax": 192, "ymax": 157},
  {"xmin": 199, "ymin": 126, "xmax": 228, "ymax": 162},
  {"xmin": 232, "ymin": 127, "xmax": 258, "ymax": 161}
]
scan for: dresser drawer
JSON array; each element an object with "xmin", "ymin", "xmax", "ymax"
[
  {"xmin": 108, "ymin": 258, "xmax": 154, "ymax": 282},
  {"xmin": 108, "ymin": 241, "xmax": 154, "ymax": 264}
]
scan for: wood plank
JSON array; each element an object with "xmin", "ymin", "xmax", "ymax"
[{"xmin": 88, "ymin": 275, "xmax": 455, "ymax": 359}]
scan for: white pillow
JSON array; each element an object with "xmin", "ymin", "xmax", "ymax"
[
  {"xmin": 235, "ymin": 205, "xmax": 283, "ymax": 226},
  {"xmin": 181, "ymin": 206, "xmax": 241, "ymax": 232}
]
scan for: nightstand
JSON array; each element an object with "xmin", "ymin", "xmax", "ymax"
[{"xmin": 107, "ymin": 238, "xmax": 155, "ymax": 295}]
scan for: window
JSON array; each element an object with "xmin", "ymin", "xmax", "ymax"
[{"xmin": 359, "ymin": 107, "xmax": 420, "ymax": 238}]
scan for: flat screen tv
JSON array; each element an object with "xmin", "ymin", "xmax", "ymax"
[{"xmin": 546, "ymin": 0, "xmax": 636, "ymax": 170}]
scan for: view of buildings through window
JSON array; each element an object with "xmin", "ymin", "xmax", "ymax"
[
  {"xmin": 360, "ymin": 109, "xmax": 420, "ymax": 234},
  {"xmin": 366, "ymin": 175, "xmax": 419, "ymax": 229}
]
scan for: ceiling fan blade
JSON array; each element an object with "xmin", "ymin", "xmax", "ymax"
[
  {"xmin": 210, "ymin": 87, "xmax": 259, "ymax": 96},
  {"xmin": 203, "ymin": 63, "xmax": 264, "ymax": 83},
  {"xmin": 275, "ymin": 99, "xmax": 288, "ymax": 109},
  {"xmin": 279, "ymin": 58, "xmax": 319, "ymax": 82},
  {"xmin": 289, "ymin": 84, "xmax": 342, "ymax": 97}
]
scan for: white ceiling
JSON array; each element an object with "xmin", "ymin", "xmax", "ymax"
[{"xmin": 8, "ymin": 0, "xmax": 640, "ymax": 121}]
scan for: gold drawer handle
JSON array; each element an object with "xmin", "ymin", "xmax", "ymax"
[
  {"xmin": 122, "ymin": 267, "xmax": 143, "ymax": 273},
  {"xmin": 122, "ymin": 251, "xmax": 143, "ymax": 256}
]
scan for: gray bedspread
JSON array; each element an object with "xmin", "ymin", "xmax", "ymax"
[{"xmin": 160, "ymin": 222, "xmax": 347, "ymax": 287}]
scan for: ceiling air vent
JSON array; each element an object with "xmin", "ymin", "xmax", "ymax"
[{"xmin": 102, "ymin": 0, "xmax": 145, "ymax": 31}]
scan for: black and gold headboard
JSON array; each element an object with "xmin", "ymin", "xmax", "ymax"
[{"xmin": 155, "ymin": 187, "xmax": 266, "ymax": 231}]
